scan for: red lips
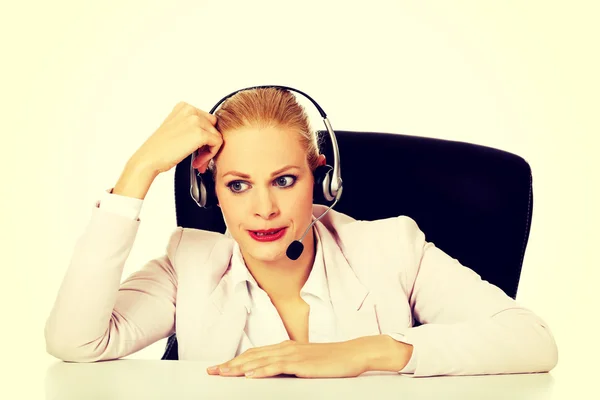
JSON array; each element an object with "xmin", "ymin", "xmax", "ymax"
[
  {"xmin": 248, "ymin": 227, "xmax": 287, "ymax": 242},
  {"xmin": 250, "ymin": 228, "xmax": 285, "ymax": 234}
]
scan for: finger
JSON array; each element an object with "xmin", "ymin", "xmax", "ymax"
[
  {"xmin": 208, "ymin": 341, "xmax": 296, "ymax": 375},
  {"xmin": 207, "ymin": 112, "xmax": 217, "ymax": 125},
  {"xmin": 191, "ymin": 150, "xmax": 208, "ymax": 169},
  {"xmin": 206, "ymin": 366, "xmax": 220, "ymax": 375},
  {"xmin": 200, "ymin": 161, "xmax": 212, "ymax": 174},
  {"xmin": 246, "ymin": 361, "xmax": 294, "ymax": 379},
  {"xmin": 197, "ymin": 118, "xmax": 221, "ymax": 138},
  {"xmin": 224, "ymin": 341, "xmax": 296, "ymax": 369},
  {"xmin": 193, "ymin": 108, "xmax": 218, "ymax": 126},
  {"xmin": 206, "ymin": 353, "xmax": 237, "ymax": 375},
  {"xmin": 192, "ymin": 135, "xmax": 222, "ymax": 168},
  {"xmin": 193, "ymin": 148, "xmax": 218, "ymax": 170},
  {"xmin": 200, "ymin": 128, "xmax": 223, "ymax": 155},
  {"xmin": 192, "ymin": 159, "xmax": 208, "ymax": 173},
  {"xmin": 215, "ymin": 355, "xmax": 287, "ymax": 377}
]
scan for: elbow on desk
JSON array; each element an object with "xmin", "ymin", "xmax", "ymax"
[
  {"xmin": 46, "ymin": 343, "xmax": 93, "ymax": 363},
  {"xmin": 44, "ymin": 323, "xmax": 121, "ymax": 363},
  {"xmin": 45, "ymin": 336, "xmax": 118, "ymax": 363},
  {"xmin": 534, "ymin": 323, "xmax": 559, "ymax": 373},
  {"xmin": 523, "ymin": 313, "xmax": 559, "ymax": 373},
  {"xmin": 45, "ymin": 338, "xmax": 123, "ymax": 363},
  {"xmin": 495, "ymin": 308, "xmax": 559, "ymax": 374}
]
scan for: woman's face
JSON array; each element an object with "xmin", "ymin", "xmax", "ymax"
[{"xmin": 213, "ymin": 125, "xmax": 323, "ymax": 264}]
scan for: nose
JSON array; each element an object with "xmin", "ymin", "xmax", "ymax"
[{"xmin": 253, "ymin": 187, "xmax": 279, "ymax": 220}]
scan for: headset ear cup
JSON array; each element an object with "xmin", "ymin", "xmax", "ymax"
[
  {"xmin": 312, "ymin": 164, "xmax": 333, "ymax": 203},
  {"xmin": 197, "ymin": 172, "xmax": 218, "ymax": 208}
]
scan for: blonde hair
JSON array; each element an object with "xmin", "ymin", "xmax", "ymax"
[{"xmin": 208, "ymin": 87, "xmax": 323, "ymax": 176}]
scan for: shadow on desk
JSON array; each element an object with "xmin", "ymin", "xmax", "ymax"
[{"xmin": 45, "ymin": 359, "xmax": 555, "ymax": 400}]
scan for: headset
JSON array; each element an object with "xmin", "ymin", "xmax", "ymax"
[{"xmin": 189, "ymin": 85, "xmax": 343, "ymax": 260}]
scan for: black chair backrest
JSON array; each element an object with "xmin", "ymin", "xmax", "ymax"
[{"xmin": 163, "ymin": 130, "xmax": 534, "ymax": 360}]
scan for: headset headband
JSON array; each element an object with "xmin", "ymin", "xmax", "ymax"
[{"xmin": 209, "ymin": 85, "xmax": 328, "ymax": 117}]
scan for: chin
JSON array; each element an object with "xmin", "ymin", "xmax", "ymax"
[
  {"xmin": 240, "ymin": 242, "xmax": 286, "ymax": 262},
  {"xmin": 252, "ymin": 249, "xmax": 286, "ymax": 263}
]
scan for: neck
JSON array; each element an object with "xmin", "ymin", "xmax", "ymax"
[{"xmin": 244, "ymin": 227, "xmax": 317, "ymax": 302}]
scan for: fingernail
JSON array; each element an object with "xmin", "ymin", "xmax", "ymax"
[
  {"xmin": 220, "ymin": 367, "xmax": 230, "ymax": 373},
  {"xmin": 245, "ymin": 370, "xmax": 254, "ymax": 377},
  {"xmin": 207, "ymin": 365, "xmax": 217, "ymax": 371}
]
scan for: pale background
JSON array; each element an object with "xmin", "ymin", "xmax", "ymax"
[{"xmin": 1, "ymin": 0, "xmax": 598, "ymax": 398}]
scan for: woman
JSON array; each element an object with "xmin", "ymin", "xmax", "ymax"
[{"xmin": 45, "ymin": 87, "xmax": 558, "ymax": 378}]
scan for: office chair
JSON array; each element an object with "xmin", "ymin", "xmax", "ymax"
[{"xmin": 162, "ymin": 130, "xmax": 534, "ymax": 360}]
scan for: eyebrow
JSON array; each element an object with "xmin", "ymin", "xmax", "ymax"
[{"xmin": 222, "ymin": 165, "xmax": 301, "ymax": 179}]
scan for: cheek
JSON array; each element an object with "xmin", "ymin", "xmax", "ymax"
[
  {"xmin": 296, "ymin": 188, "xmax": 314, "ymax": 206},
  {"xmin": 287, "ymin": 181, "xmax": 316, "ymax": 214}
]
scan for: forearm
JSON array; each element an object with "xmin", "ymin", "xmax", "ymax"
[
  {"xmin": 113, "ymin": 156, "xmax": 159, "ymax": 200},
  {"xmin": 354, "ymin": 334, "xmax": 413, "ymax": 373}
]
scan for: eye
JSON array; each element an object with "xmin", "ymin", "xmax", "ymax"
[
  {"xmin": 274, "ymin": 175, "xmax": 297, "ymax": 188},
  {"xmin": 227, "ymin": 181, "xmax": 250, "ymax": 194}
]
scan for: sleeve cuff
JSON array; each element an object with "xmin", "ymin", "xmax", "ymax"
[
  {"xmin": 95, "ymin": 187, "xmax": 144, "ymax": 221},
  {"xmin": 385, "ymin": 332, "xmax": 417, "ymax": 374}
]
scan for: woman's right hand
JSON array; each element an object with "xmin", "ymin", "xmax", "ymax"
[{"xmin": 131, "ymin": 101, "xmax": 223, "ymax": 175}]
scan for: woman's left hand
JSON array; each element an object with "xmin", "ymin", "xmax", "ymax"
[{"xmin": 206, "ymin": 337, "xmax": 381, "ymax": 378}]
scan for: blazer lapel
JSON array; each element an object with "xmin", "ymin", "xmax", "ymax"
[
  {"xmin": 314, "ymin": 220, "xmax": 382, "ymax": 341},
  {"xmin": 185, "ymin": 271, "xmax": 249, "ymax": 363}
]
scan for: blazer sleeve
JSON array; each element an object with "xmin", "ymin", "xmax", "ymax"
[
  {"xmin": 44, "ymin": 193, "xmax": 183, "ymax": 362},
  {"xmin": 397, "ymin": 216, "xmax": 559, "ymax": 377},
  {"xmin": 98, "ymin": 187, "xmax": 144, "ymax": 220}
]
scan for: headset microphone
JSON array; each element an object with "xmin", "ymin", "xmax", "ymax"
[
  {"xmin": 286, "ymin": 241, "xmax": 304, "ymax": 261},
  {"xmin": 285, "ymin": 189, "xmax": 342, "ymax": 260}
]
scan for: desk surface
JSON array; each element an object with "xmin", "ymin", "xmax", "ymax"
[{"xmin": 43, "ymin": 359, "xmax": 560, "ymax": 400}]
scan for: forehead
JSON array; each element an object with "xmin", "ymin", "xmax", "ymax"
[{"xmin": 216, "ymin": 125, "xmax": 307, "ymax": 171}]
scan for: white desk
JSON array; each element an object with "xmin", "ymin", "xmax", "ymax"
[{"xmin": 44, "ymin": 359, "xmax": 558, "ymax": 400}]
